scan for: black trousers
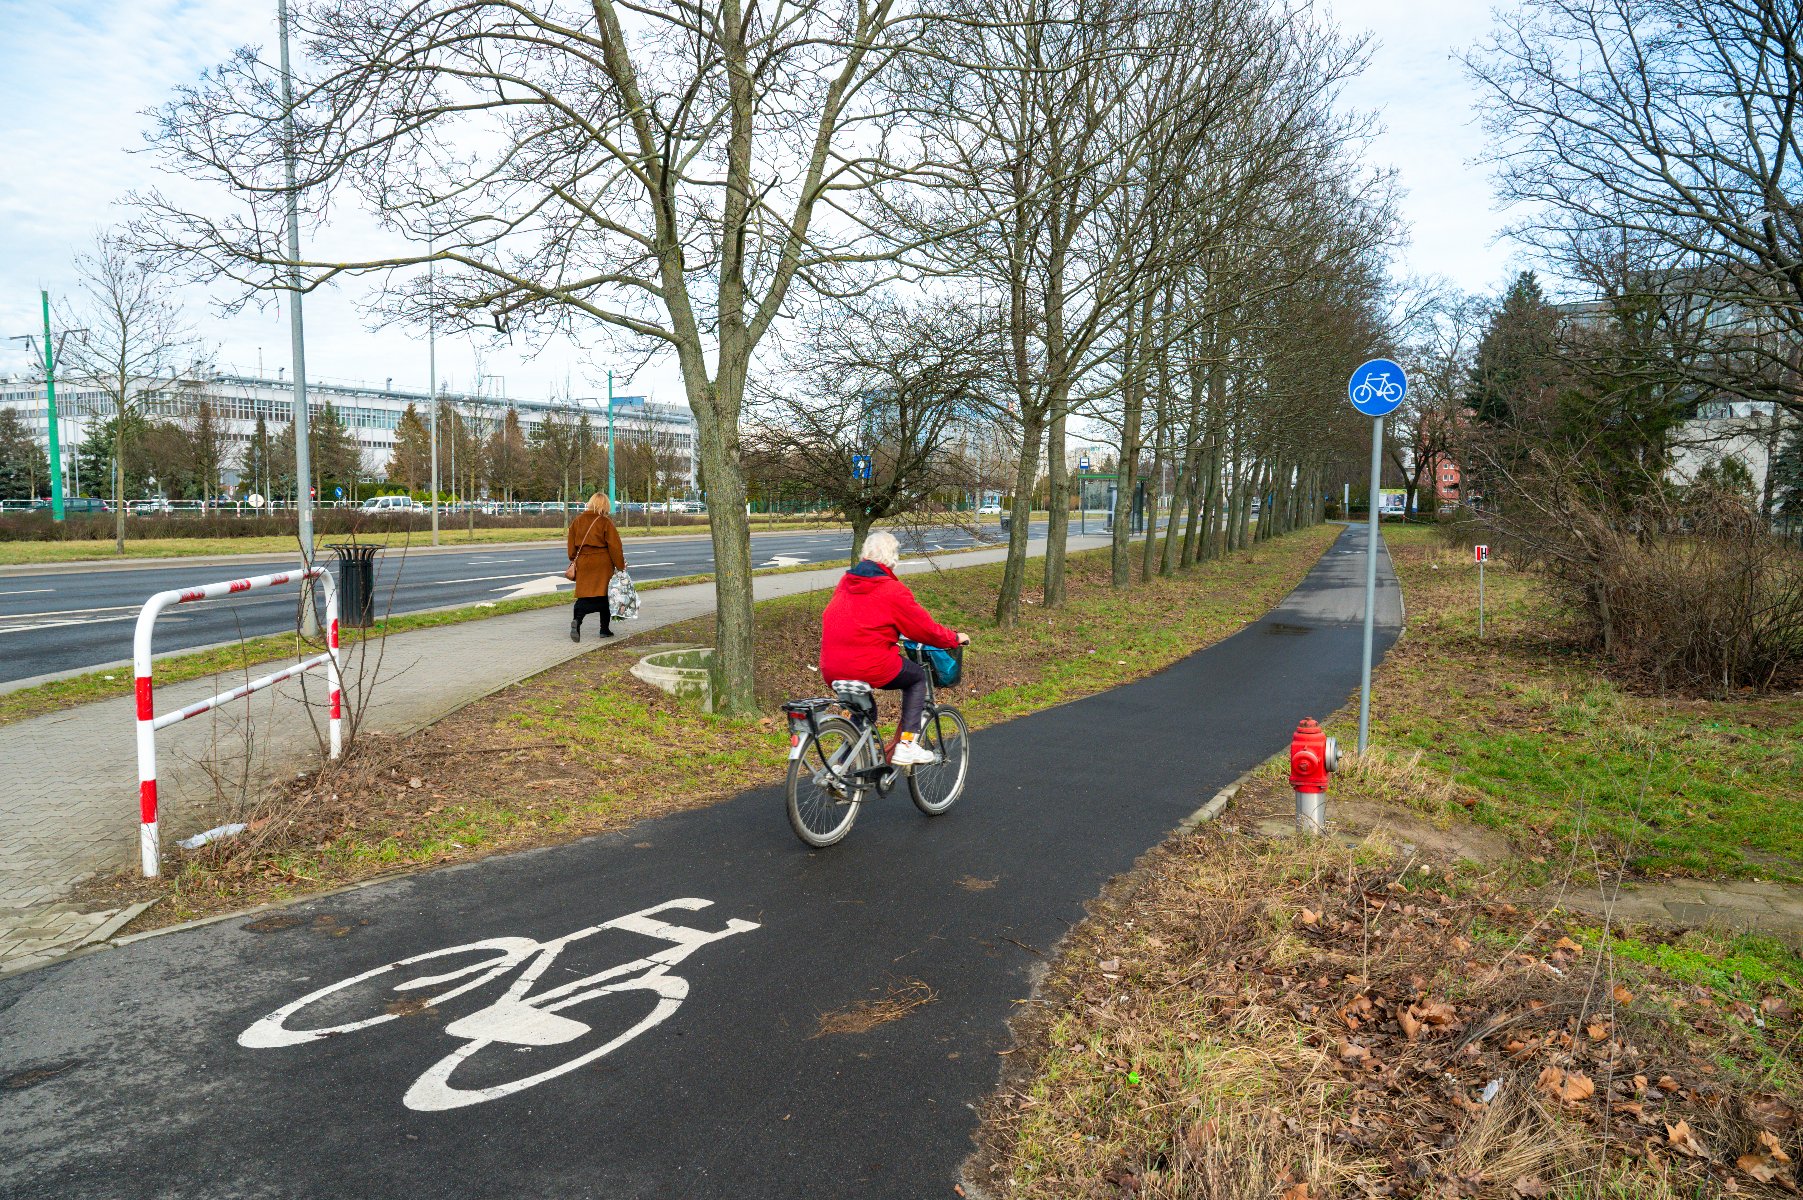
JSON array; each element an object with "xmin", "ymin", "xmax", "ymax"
[
  {"xmin": 879, "ymin": 659, "xmax": 928, "ymax": 736},
  {"xmin": 573, "ymin": 595, "xmax": 612, "ymax": 632}
]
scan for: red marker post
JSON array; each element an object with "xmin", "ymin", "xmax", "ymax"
[{"xmin": 1474, "ymin": 544, "xmax": 1489, "ymax": 637}]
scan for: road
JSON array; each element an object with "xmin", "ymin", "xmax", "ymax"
[
  {"xmin": 0, "ymin": 523, "xmax": 1402, "ymax": 1200},
  {"xmin": 0, "ymin": 521, "xmax": 1054, "ymax": 687}
]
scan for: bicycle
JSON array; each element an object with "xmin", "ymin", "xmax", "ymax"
[
  {"xmin": 1352, "ymin": 373, "xmax": 1403, "ymax": 407},
  {"xmin": 782, "ymin": 642, "xmax": 971, "ymax": 847}
]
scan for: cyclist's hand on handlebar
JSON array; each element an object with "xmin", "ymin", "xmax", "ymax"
[{"xmin": 956, "ymin": 632, "xmax": 971, "ymax": 645}]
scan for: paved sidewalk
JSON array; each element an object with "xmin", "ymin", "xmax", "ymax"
[{"xmin": 0, "ymin": 535, "xmax": 1103, "ymax": 970}]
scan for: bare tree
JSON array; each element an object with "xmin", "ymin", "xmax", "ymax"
[
  {"xmin": 746, "ymin": 297, "xmax": 997, "ymax": 556},
  {"xmin": 57, "ymin": 232, "xmax": 204, "ymax": 552},
  {"xmin": 1391, "ymin": 286, "xmax": 1488, "ymax": 516},
  {"xmin": 135, "ymin": 0, "xmax": 1005, "ymax": 714},
  {"xmin": 1469, "ymin": 0, "xmax": 1803, "ymax": 419}
]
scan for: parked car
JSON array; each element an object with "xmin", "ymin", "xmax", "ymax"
[
  {"xmin": 360, "ymin": 494, "xmax": 417, "ymax": 515},
  {"xmin": 129, "ymin": 499, "xmax": 174, "ymax": 516},
  {"xmin": 978, "ymin": 503, "xmax": 1003, "ymax": 515},
  {"xmin": 30, "ymin": 495, "xmax": 110, "ymax": 514}
]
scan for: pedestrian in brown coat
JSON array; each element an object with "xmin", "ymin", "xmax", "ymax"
[{"xmin": 567, "ymin": 493, "xmax": 627, "ymax": 641}]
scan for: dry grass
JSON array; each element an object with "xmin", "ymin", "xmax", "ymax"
[
  {"xmin": 813, "ymin": 978, "xmax": 938, "ymax": 1037},
  {"xmin": 968, "ymin": 829, "xmax": 1802, "ymax": 1200}
]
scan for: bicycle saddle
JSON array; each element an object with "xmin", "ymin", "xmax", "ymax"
[{"xmin": 829, "ymin": 680, "xmax": 874, "ymax": 696}]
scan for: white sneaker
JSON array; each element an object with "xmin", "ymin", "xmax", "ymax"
[{"xmin": 890, "ymin": 739, "xmax": 937, "ymax": 767}]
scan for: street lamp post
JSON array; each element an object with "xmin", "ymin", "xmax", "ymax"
[
  {"xmin": 428, "ymin": 248, "xmax": 439, "ymax": 546},
  {"xmin": 8, "ymin": 292, "xmax": 74, "ymax": 519},
  {"xmin": 606, "ymin": 369, "xmax": 616, "ymax": 505},
  {"xmin": 278, "ymin": 0, "xmax": 318, "ymax": 636}
]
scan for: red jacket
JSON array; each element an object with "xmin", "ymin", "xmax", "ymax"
[{"xmin": 819, "ymin": 561, "xmax": 960, "ymax": 686}]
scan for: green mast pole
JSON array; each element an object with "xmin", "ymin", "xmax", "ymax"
[
  {"xmin": 41, "ymin": 291, "xmax": 65, "ymax": 521},
  {"xmin": 606, "ymin": 369, "xmax": 616, "ymax": 505}
]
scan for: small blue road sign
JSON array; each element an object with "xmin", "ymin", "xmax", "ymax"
[
  {"xmin": 851, "ymin": 454, "xmax": 873, "ymax": 481},
  {"xmin": 334, "ymin": 486, "xmax": 345, "ymax": 499},
  {"xmin": 1347, "ymin": 358, "xmax": 1408, "ymax": 418},
  {"xmin": 1078, "ymin": 455, "xmax": 1091, "ymax": 471}
]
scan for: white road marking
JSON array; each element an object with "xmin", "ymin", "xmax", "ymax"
[
  {"xmin": 761, "ymin": 555, "xmax": 806, "ymax": 567},
  {"xmin": 238, "ymin": 897, "xmax": 760, "ymax": 1111},
  {"xmin": 0, "ymin": 588, "xmax": 54, "ymax": 596},
  {"xmin": 434, "ymin": 571, "xmax": 560, "ymax": 586},
  {"xmin": 492, "ymin": 575, "xmax": 573, "ymax": 600}
]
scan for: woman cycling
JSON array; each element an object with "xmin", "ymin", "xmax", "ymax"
[{"xmin": 819, "ymin": 530, "xmax": 969, "ymax": 767}]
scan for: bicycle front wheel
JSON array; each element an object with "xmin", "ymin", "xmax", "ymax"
[
  {"xmin": 786, "ymin": 717, "xmax": 872, "ymax": 847},
  {"xmin": 909, "ymin": 705, "xmax": 969, "ymax": 816}
]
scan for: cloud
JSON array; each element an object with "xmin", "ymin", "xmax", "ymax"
[{"xmin": 1331, "ymin": 0, "xmax": 1526, "ymax": 295}]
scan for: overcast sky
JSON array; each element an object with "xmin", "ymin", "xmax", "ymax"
[{"xmin": 0, "ymin": 0, "xmax": 1522, "ymax": 407}]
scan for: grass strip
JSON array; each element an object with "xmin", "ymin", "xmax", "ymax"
[{"xmin": 1329, "ymin": 525, "xmax": 1801, "ymax": 883}]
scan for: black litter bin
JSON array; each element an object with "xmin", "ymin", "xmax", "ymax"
[
  {"xmin": 999, "ymin": 515, "xmax": 1012, "ymax": 536},
  {"xmin": 329, "ymin": 543, "xmax": 380, "ymax": 627}
]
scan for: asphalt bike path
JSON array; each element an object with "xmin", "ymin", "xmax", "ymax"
[
  {"xmin": 0, "ymin": 522, "xmax": 1048, "ymax": 686},
  {"xmin": 0, "ymin": 525, "xmax": 1401, "ymax": 1199}
]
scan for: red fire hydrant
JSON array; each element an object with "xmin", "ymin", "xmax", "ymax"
[{"xmin": 1289, "ymin": 718, "xmax": 1339, "ymax": 835}]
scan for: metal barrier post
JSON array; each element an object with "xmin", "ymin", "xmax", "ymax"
[{"xmin": 133, "ymin": 565, "xmax": 341, "ymax": 877}]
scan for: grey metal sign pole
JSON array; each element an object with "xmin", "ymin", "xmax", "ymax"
[
  {"xmin": 279, "ymin": 0, "xmax": 317, "ymax": 636},
  {"xmin": 1358, "ymin": 415, "xmax": 1381, "ymax": 754},
  {"xmin": 1347, "ymin": 355, "xmax": 1407, "ymax": 755}
]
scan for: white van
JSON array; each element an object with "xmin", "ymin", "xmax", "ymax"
[{"xmin": 360, "ymin": 494, "xmax": 416, "ymax": 514}]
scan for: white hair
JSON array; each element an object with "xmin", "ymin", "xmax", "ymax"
[{"xmin": 861, "ymin": 530, "xmax": 900, "ymax": 568}]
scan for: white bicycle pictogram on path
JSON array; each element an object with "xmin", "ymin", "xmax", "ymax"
[{"xmin": 239, "ymin": 898, "xmax": 761, "ymax": 1111}]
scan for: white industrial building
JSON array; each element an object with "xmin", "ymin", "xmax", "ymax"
[{"xmin": 0, "ymin": 371, "xmax": 696, "ymax": 496}]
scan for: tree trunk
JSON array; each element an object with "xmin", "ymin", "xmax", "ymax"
[
  {"xmin": 996, "ymin": 405, "xmax": 1046, "ymax": 628},
  {"xmin": 1043, "ymin": 402, "xmax": 1070, "ymax": 607},
  {"xmin": 1140, "ymin": 418, "xmax": 1166, "ymax": 582},
  {"xmin": 849, "ymin": 513, "xmax": 874, "ymax": 562},
  {"xmin": 113, "ymin": 415, "xmax": 125, "ymax": 553},
  {"xmin": 688, "ymin": 369, "xmax": 758, "ymax": 716}
]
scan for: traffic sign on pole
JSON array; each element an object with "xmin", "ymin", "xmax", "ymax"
[
  {"xmin": 1348, "ymin": 358, "xmax": 1409, "ymax": 754},
  {"xmin": 1347, "ymin": 358, "xmax": 1408, "ymax": 418},
  {"xmin": 851, "ymin": 454, "xmax": 873, "ymax": 481}
]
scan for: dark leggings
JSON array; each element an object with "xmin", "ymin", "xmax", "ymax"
[
  {"xmin": 880, "ymin": 659, "xmax": 928, "ymax": 736},
  {"xmin": 572, "ymin": 595, "xmax": 612, "ymax": 633}
]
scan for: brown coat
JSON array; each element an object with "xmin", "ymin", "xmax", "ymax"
[{"xmin": 567, "ymin": 512, "xmax": 626, "ymax": 599}]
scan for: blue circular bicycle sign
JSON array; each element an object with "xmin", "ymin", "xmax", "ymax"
[{"xmin": 1347, "ymin": 358, "xmax": 1408, "ymax": 417}]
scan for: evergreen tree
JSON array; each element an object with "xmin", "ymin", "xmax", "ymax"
[
  {"xmin": 0, "ymin": 409, "xmax": 49, "ymax": 501},
  {"xmin": 387, "ymin": 402, "xmax": 431, "ymax": 490},
  {"xmin": 1469, "ymin": 271, "xmax": 1561, "ymax": 428},
  {"xmin": 310, "ymin": 402, "xmax": 362, "ymax": 499},
  {"xmin": 76, "ymin": 412, "xmax": 156, "ymax": 498},
  {"xmin": 238, "ymin": 414, "xmax": 273, "ymax": 501},
  {"xmin": 187, "ymin": 399, "xmax": 231, "ymax": 499},
  {"xmin": 485, "ymin": 405, "xmax": 528, "ymax": 501},
  {"xmin": 1771, "ymin": 423, "xmax": 1803, "ymax": 521}
]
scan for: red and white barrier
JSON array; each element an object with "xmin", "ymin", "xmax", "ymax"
[{"xmin": 133, "ymin": 565, "xmax": 342, "ymax": 877}]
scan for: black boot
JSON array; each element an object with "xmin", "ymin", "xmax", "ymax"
[
  {"xmin": 599, "ymin": 624, "xmax": 615, "ymax": 639},
  {"xmin": 570, "ymin": 617, "xmax": 581, "ymax": 642}
]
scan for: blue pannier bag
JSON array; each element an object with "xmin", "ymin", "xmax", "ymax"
[{"xmin": 902, "ymin": 639, "xmax": 963, "ymax": 688}]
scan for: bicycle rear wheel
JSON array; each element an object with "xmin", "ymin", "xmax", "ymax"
[
  {"xmin": 786, "ymin": 717, "xmax": 872, "ymax": 847},
  {"xmin": 908, "ymin": 705, "xmax": 969, "ymax": 816}
]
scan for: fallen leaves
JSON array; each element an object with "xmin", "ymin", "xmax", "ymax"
[
  {"xmin": 1665, "ymin": 1119, "xmax": 1708, "ymax": 1159},
  {"xmin": 1738, "ymin": 1129, "xmax": 1795, "ymax": 1186},
  {"xmin": 1537, "ymin": 1065, "xmax": 1596, "ymax": 1104}
]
